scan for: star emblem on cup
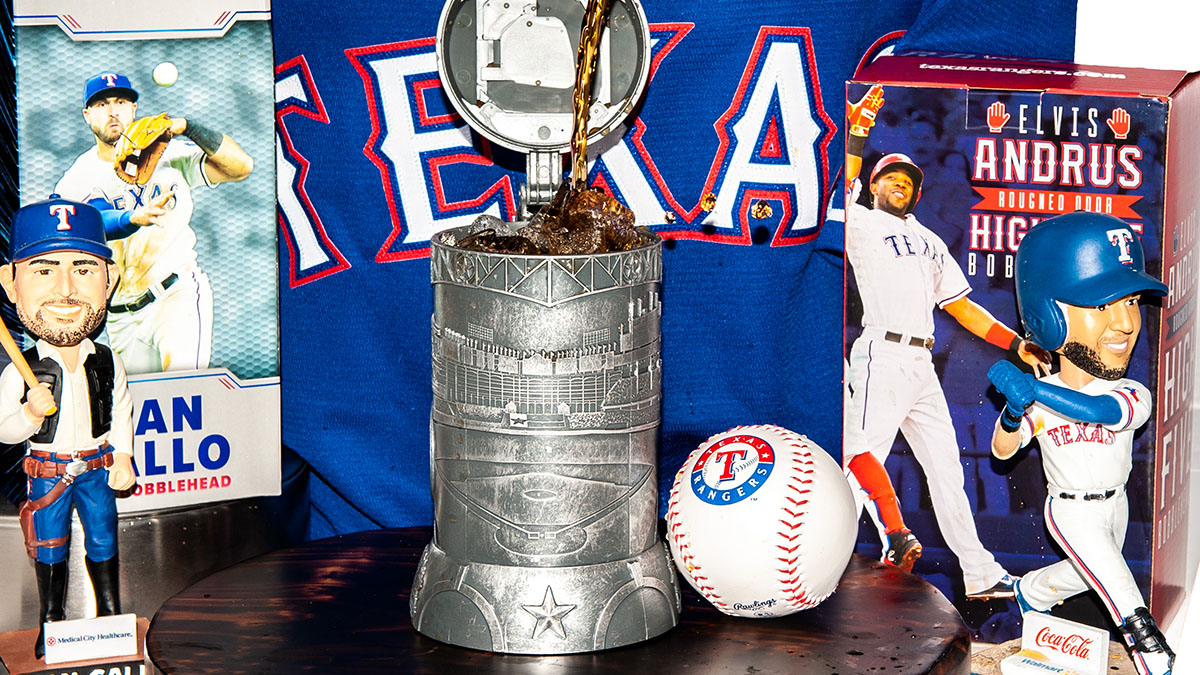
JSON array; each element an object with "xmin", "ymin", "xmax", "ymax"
[{"xmin": 522, "ymin": 586, "xmax": 576, "ymax": 639}]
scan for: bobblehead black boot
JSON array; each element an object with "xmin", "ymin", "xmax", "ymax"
[
  {"xmin": 34, "ymin": 561, "xmax": 68, "ymax": 660},
  {"xmin": 85, "ymin": 554, "xmax": 121, "ymax": 616}
]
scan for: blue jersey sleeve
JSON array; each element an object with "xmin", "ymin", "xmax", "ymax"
[
  {"xmin": 93, "ymin": 200, "xmax": 138, "ymax": 239},
  {"xmin": 1031, "ymin": 378, "xmax": 1122, "ymax": 426}
]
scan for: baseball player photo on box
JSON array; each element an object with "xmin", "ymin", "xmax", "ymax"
[
  {"xmin": 11, "ymin": 1, "xmax": 280, "ymax": 511},
  {"xmin": 843, "ymin": 54, "xmax": 1197, "ymax": 661}
]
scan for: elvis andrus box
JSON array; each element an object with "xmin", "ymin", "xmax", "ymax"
[{"xmin": 843, "ymin": 54, "xmax": 1197, "ymax": 642}]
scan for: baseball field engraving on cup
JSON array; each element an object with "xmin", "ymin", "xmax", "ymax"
[{"xmin": 411, "ymin": 230, "xmax": 678, "ymax": 654}]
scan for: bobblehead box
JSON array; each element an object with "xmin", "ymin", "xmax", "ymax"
[
  {"xmin": 10, "ymin": 1, "xmax": 281, "ymax": 512},
  {"xmin": 844, "ymin": 54, "xmax": 1197, "ymax": 641}
]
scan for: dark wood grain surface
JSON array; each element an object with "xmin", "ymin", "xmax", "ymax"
[{"xmin": 147, "ymin": 527, "xmax": 969, "ymax": 674}]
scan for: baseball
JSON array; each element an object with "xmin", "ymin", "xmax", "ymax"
[
  {"xmin": 153, "ymin": 62, "xmax": 178, "ymax": 87},
  {"xmin": 666, "ymin": 425, "xmax": 857, "ymax": 618}
]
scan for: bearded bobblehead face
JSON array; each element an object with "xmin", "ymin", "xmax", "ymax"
[
  {"xmin": 1059, "ymin": 294, "xmax": 1142, "ymax": 381},
  {"xmin": 0, "ymin": 251, "xmax": 117, "ymax": 347}
]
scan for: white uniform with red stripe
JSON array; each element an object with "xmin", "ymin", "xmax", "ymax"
[
  {"xmin": 1011, "ymin": 374, "xmax": 1151, "ymax": 625},
  {"xmin": 844, "ymin": 180, "xmax": 1007, "ymax": 595}
]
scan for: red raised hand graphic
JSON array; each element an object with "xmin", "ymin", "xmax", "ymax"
[
  {"xmin": 1107, "ymin": 108, "xmax": 1131, "ymax": 139},
  {"xmin": 987, "ymin": 101, "xmax": 1010, "ymax": 133}
]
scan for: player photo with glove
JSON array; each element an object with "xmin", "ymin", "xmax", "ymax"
[
  {"xmin": 54, "ymin": 71, "xmax": 253, "ymax": 374},
  {"xmin": 987, "ymin": 212, "xmax": 1174, "ymax": 675},
  {"xmin": 842, "ymin": 84, "xmax": 1051, "ymax": 599}
]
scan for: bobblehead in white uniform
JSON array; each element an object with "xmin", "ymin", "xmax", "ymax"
[
  {"xmin": 1006, "ymin": 377, "xmax": 1172, "ymax": 675},
  {"xmin": 1008, "ymin": 374, "xmax": 1149, "ymax": 621},
  {"xmin": 844, "ymin": 169, "xmax": 1010, "ymax": 597},
  {"xmin": 989, "ymin": 211, "xmax": 1174, "ymax": 675}
]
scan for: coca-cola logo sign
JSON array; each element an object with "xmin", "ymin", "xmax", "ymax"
[
  {"xmin": 1035, "ymin": 626, "xmax": 1093, "ymax": 659},
  {"xmin": 1019, "ymin": 612, "xmax": 1109, "ymax": 671}
]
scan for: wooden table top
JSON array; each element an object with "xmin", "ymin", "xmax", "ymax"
[{"xmin": 147, "ymin": 527, "xmax": 970, "ymax": 674}]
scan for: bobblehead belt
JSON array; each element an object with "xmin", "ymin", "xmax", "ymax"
[
  {"xmin": 110, "ymin": 272, "xmax": 178, "ymax": 314},
  {"xmin": 23, "ymin": 446, "xmax": 114, "ymax": 479},
  {"xmin": 17, "ymin": 444, "xmax": 114, "ymax": 559},
  {"xmin": 863, "ymin": 327, "xmax": 935, "ymax": 351}
]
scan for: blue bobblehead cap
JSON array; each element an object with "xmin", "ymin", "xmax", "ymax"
[
  {"xmin": 1015, "ymin": 211, "xmax": 1167, "ymax": 350},
  {"xmin": 84, "ymin": 72, "xmax": 138, "ymax": 107},
  {"xmin": 9, "ymin": 196, "xmax": 113, "ymax": 263}
]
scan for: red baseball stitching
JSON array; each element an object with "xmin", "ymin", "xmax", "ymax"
[
  {"xmin": 777, "ymin": 434, "xmax": 826, "ymax": 610},
  {"xmin": 750, "ymin": 427, "xmax": 828, "ymax": 610},
  {"xmin": 667, "ymin": 464, "xmax": 727, "ymax": 608}
]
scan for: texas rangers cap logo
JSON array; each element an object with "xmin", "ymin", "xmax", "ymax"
[
  {"xmin": 1107, "ymin": 228, "xmax": 1134, "ymax": 265},
  {"xmin": 690, "ymin": 434, "xmax": 775, "ymax": 505}
]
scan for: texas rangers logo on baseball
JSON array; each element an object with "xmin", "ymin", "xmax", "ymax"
[{"xmin": 690, "ymin": 434, "xmax": 775, "ymax": 504}]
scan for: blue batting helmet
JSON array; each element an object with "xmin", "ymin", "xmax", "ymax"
[
  {"xmin": 9, "ymin": 195, "xmax": 113, "ymax": 264},
  {"xmin": 84, "ymin": 72, "xmax": 138, "ymax": 107},
  {"xmin": 1015, "ymin": 211, "xmax": 1167, "ymax": 350}
]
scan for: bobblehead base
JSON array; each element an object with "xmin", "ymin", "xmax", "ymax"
[
  {"xmin": 0, "ymin": 617, "xmax": 148, "ymax": 675},
  {"xmin": 973, "ymin": 639, "xmax": 1139, "ymax": 675},
  {"xmin": 843, "ymin": 53, "xmax": 1198, "ymax": 656}
]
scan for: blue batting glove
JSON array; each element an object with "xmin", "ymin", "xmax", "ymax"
[{"xmin": 988, "ymin": 360, "xmax": 1035, "ymax": 415}]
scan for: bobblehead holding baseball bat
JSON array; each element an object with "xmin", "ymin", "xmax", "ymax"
[
  {"xmin": 987, "ymin": 212, "xmax": 1175, "ymax": 675},
  {"xmin": 0, "ymin": 197, "xmax": 136, "ymax": 659},
  {"xmin": 0, "ymin": 318, "xmax": 56, "ymax": 417},
  {"xmin": 0, "ymin": 198, "xmax": 135, "ymax": 493}
]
